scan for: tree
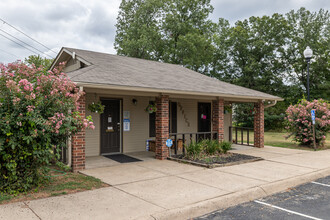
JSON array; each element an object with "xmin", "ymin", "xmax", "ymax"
[
  {"xmin": 0, "ymin": 62, "xmax": 94, "ymax": 193},
  {"xmin": 115, "ymin": 5, "xmax": 330, "ymax": 130},
  {"xmin": 25, "ymin": 55, "xmax": 53, "ymax": 72},
  {"xmin": 213, "ymin": 14, "xmax": 291, "ymax": 96},
  {"xmin": 284, "ymin": 8, "xmax": 330, "ymax": 100},
  {"xmin": 115, "ymin": 0, "xmax": 164, "ymax": 60},
  {"xmin": 114, "ymin": 0, "xmax": 215, "ymax": 73}
]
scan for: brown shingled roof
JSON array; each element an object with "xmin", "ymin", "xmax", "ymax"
[{"xmin": 54, "ymin": 47, "xmax": 282, "ymax": 101}]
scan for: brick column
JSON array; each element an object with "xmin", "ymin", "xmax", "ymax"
[
  {"xmin": 254, "ymin": 101, "xmax": 264, "ymax": 148},
  {"xmin": 212, "ymin": 99, "xmax": 224, "ymax": 141},
  {"xmin": 72, "ymin": 94, "xmax": 86, "ymax": 172},
  {"xmin": 155, "ymin": 95, "xmax": 169, "ymax": 160}
]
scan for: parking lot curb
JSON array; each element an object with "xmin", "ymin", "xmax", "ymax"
[{"xmin": 148, "ymin": 167, "xmax": 330, "ymax": 220}]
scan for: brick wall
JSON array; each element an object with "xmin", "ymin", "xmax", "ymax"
[
  {"xmin": 155, "ymin": 95, "xmax": 169, "ymax": 160},
  {"xmin": 254, "ymin": 101, "xmax": 264, "ymax": 148},
  {"xmin": 72, "ymin": 94, "xmax": 86, "ymax": 172},
  {"xmin": 212, "ymin": 99, "xmax": 224, "ymax": 141}
]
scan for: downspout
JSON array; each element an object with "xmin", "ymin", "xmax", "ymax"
[
  {"xmin": 264, "ymin": 100, "xmax": 277, "ymax": 108},
  {"xmin": 67, "ymin": 136, "xmax": 72, "ymax": 167},
  {"xmin": 67, "ymin": 108, "xmax": 72, "ymax": 167}
]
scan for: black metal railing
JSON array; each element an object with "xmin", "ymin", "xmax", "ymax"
[
  {"xmin": 169, "ymin": 132, "xmax": 218, "ymax": 155},
  {"xmin": 229, "ymin": 126, "xmax": 254, "ymax": 146}
]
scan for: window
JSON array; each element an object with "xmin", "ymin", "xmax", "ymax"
[
  {"xmin": 198, "ymin": 102, "xmax": 211, "ymax": 132},
  {"xmin": 149, "ymin": 101, "xmax": 156, "ymax": 137},
  {"xmin": 169, "ymin": 102, "xmax": 177, "ymax": 134},
  {"xmin": 149, "ymin": 101, "xmax": 177, "ymax": 137}
]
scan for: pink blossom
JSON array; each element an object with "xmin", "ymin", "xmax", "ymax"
[{"xmin": 27, "ymin": 105, "xmax": 35, "ymax": 112}]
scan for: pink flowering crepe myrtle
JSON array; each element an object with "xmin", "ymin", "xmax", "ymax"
[
  {"xmin": 285, "ymin": 99, "xmax": 330, "ymax": 147},
  {"xmin": 0, "ymin": 61, "xmax": 98, "ymax": 193},
  {"xmin": 0, "ymin": 61, "xmax": 95, "ymax": 137}
]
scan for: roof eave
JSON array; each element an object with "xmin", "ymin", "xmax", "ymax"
[
  {"xmin": 49, "ymin": 47, "xmax": 92, "ymax": 70},
  {"xmin": 75, "ymin": 81, "xmax": 284, "ymax": 102}
]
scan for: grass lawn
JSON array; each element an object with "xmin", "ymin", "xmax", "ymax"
[
  {"xmin": 232, "ymin": 130, "xmax": 330, "ymax": 150},
  {"xmin": 0, "ymin": 167, "xmax": 107, "ymax": 205}
]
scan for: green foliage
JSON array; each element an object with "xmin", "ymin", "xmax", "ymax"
[
  {"xmin": 115, "ymin": 4, "xmax": 330, "ymax": 130},
  {"xmin": 24, "ymin": 55, "xmax": 53, "ymax": 72},
  {"xmin": 55, "ymin": 161, "xmax": 71, "ymax": 172},
  {"xmin": 284, "ymin": 8, "xmax": 330, "ymax": 101},
  {"xmin": 233, "ymin": 103, "xmax": 286, "ymax": 131},
  {"xmin": 221, "ymin": 141, "xmax": 232, "ymax": 154},
  {"xmin": 0, "ymin": 62, "xmax": 94, "ymax": 194},
  {"xmin": 185, "ymin": 139, "xmax": 232, "ymax": 159},
  {"xmin": 88, "ymin": 102, "xmax": 105, "ymax": 114},
  {"xmin": 115, "ymin": 0, "xmax": 215, "ymax": 73},
  {"xmin": 186, "ymin": 141, "xmax": 203, "ymax": 160},
  {"xmin": 285, "ymin": 99, "xmax": 330, "ymax": 147},
  {"xmin": 0, "ymin": 193, "xmax": 13, "ymax": 203},
  {"xmin": 232, "ymin": 103, "xmax": 254, "ymax": 128},
  {"xmin": 145, "ymin": 103, "xmax": 157, "ymax": 113}
]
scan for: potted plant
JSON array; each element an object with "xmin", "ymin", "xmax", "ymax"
[
  {"xmin": 88, "ymin": 102, "xmax": 105, "ymax": 114},
  {"xmin": 145, "ymin": 103, "xmax": 157, "ymax": 113},
  {"xmin": 224, "ymin": 105, "xmax": 232, "ymax": 114}
]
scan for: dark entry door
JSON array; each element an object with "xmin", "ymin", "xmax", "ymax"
[
  {"xmin": 101, "ymin": 99, "xmax": 121, "ymax": 154},
  {"xmin": 198, "ymin": 102, "xmax": 211, "ymax": 132}
]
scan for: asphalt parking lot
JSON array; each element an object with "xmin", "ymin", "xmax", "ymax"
[{"xmin": 196, "ymin": 175, "xmax": 330, "ymax": 220}]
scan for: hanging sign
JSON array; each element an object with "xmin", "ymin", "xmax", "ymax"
[
  {"xmin": 166, "ymin": 139, "xmax": 173, "ymax": 147},
  {"xmin": 311, "ymin": 109, "xmax": 317, "ymax": 150},
  {"xmin": 124, "ymin": 111, "xmax": 130, "ymax": 119},
  {"xmin": 311, "ymin": 109, "xmax": 315, "ymax": 125},
  {"xmin": 123, "ymin": 119, "xmax": 130, "ymax": 131}
]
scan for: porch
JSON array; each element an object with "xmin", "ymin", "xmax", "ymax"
[
  {"xmin": 48, "ymin": 47, "xmax": 283, "ymax": 172},
  {"xmin": 70, "ymin": 88, "xmax": 265, "ymax": 172}
]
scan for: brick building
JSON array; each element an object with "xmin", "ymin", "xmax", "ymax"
[{"xmin": 51, "ymin": 47, "xmax": 282, "ymax": 172}]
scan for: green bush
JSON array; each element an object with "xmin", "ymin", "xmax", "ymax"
[
  {"xmin": 0, "ymin": 62, "xmax": 94, "ymax": 194},
  {"xmin": 285, "ymin": 99, "xmax": 330, "ymax": 147},
  {"xmin": 220, "ymin": 141, "xmax": 232, "ymax": 153},
  {"xmin": 184, "ymin": 139, "xmax": 232, "ymax": 159},
  {"xmin": 186, "ymin": 141, "xmax": 203, "ymax": 159},
  {"xmin": 203, "ymin": 139, "xmax": 220, "ymax": 155}
]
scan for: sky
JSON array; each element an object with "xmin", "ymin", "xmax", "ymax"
[{"xmin": 0, "ymin": 0, "xmax": 329, "ymax": 64}]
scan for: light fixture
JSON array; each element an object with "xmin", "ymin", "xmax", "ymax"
[
  {"xmin": 303, "ymin": 46, "xmax": 313, "ymax": 101},
  {"xmin": 132, "ymin": 99, "xmax": 137, "ymax": 105},
  {"xmin": 303, "ymin": 46, "xmax": 313, "ymax": 59}
]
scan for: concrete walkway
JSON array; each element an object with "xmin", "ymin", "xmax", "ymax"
[{"xmin": 1, "ymin": 146, "xmax": 330, "ymax": 220}]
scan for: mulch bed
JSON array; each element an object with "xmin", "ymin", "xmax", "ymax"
[{"xmin": 168, "ymin": 153, "xmax": 263, "ymax": 168}]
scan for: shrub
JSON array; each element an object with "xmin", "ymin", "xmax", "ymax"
[
  {"xmin": 203, "ymin": 139, "xmax": 221, "ymax": 155},
  {"xmin": 0, "ymin": 62, "xmax": 94, "ymax": 194},
  {"xmin": 285, "ymin": 99, "xmax": 330, "ymax": 147},
  {"xmin": 185, "ymin": 139, "xmax": 232, "ymax": 159},
  {"xmin": 220, "ymin": 141, "xmax": 232, "ymax": 153},
  {"xmin": 186, "ymin": 141, "xmax": 203, "ymax": 160}
]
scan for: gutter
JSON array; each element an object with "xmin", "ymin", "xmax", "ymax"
[
  {"xmin": 75, "ymin": 82, "xmax": 284, "ymax": 102},
  {"xmin": 264, "ymin": 100, "xmax": 277, "ymax": 108}
]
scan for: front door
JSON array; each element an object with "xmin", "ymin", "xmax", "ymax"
[
  {"xmin": 101, "ymin": 99, "xmax": 121, "ymax": 154},
  {"xmin": 198, "ymin": 102, "xmax": 211, "ymax": 132}
]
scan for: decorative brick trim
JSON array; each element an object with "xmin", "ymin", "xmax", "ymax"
[
  {"xmin": 254, "ymin": 101, "xmax": 264, "ymax": 148},
  {"xmin": 72, "ymin": 94, "xmax": 86, "ymax": 172},
  {"xmin": 212, "ymin": 99, "xmax": 224, "ymax": 141},
  {"xmin": 155, "ymin": 95, "xmax": 169, "ymax": 160}
]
